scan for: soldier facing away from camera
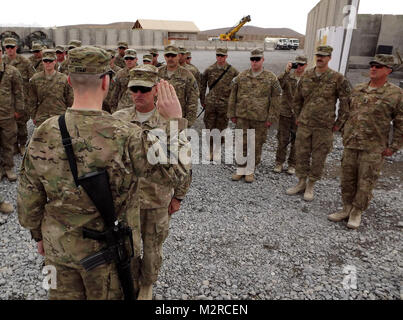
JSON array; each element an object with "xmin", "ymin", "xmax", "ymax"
[
  {"xmin": 17, "ymin": 46, "xmax": 190, "ymax": 300},
  {"xmin": 328, "ymin": 54, "xmax": 403, "ymax": 229}
]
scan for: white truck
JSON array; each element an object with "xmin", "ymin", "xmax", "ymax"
[
  {"xmin": 265, "ymin": 37, "xmax": 290, "ymax": 50},
  {"xmin": 288, "ymin": 38, "xmax": 300, "ymax": 50}
]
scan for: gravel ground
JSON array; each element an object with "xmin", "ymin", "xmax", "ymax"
[{"xmin": 0, "ymin": 50, "xmax": 402, "ymax": 300}]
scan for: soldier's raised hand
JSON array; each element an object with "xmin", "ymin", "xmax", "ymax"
[{"xmin": 156, "ymin": 80, "xmax": 182, "ymax": 119}]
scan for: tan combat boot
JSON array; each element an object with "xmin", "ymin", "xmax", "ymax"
[
  {"xmin": 137, "ymin": 284, "xmax": 153, "ymax": 300},
  {"xmin": 286, "ymin": 178, "xmax": 306, "ymax": 195},
  {"xmin": 232, "ymin": 173, "xmax": 243, "ymax": 181},
  {"xmin": 0, "ymin": 201, "xmax": 14, "ymax": 214},
  {"xmin": 347, "ymin": 207, "xmax": 363, "ymax": 230},
  {"xmin": 273, "ymin": 163, "xmax": 283, "ymax": 173},
  {"xmin": 245, "ymin": 174, "xmax": 255, "ymax": 183},
  {"xmin": 287, "ymin": 166, "xmax": 296, "ymax": 175},
  {"xmin": 303, "ymin": 179, "xmax": 315, "ymax": 202},
  {"xmin": 328, "ymin": 204, "xmax": 352, "ymax": 222},
  {"xmin": 5, "ymin": 169, "xmax": 17, "ymax": 182}
]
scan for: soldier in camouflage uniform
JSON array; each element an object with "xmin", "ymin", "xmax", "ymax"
[
  {"xmin": 114, "ymin": 42, "xmax": 128, "ymax": 69},
  {"xmin": 228, "ymin": 48, "xmax": 281, "ymax": 183},
  {"xmin": 178, "ymin": 47, "xmax": 201, "ymax": 89},
  {"xmin": 158, "ymin": 45, "xmax": 199, "ymax": 127},
  {"xmin": 184, "ymin": 49, "xmax": 202, "ymax": 90},
  {"xmin": 0, "ymin": 45, "xmax": 23, "ymax": 183},
  {"xmin": 17, "ymin": 46, "xmax": 190, "ymax": 300},
  {"xmin": 102, "ymin": 49, "xmax": 121, "ymax": 113},
  {"xmin": 27, "ymin": 50, "xmax": 73, "ymax": 126},
  {"xmin": 55, "ymin": 46, "xmax": 66, "ymax": 70},
  {"xmin": 142, "ymin": 54, "xmax": 152, "ymax": 65},
  {"xmin": 113, "ymin": 65, "xmax": 191, "ymax": 300},
  {"xmin": 3, "ymin": 37, "xmax": 35, "ymax": 155},
  {"xmin": 109, "ymin": 49, "xmax": 138, "ymax": 113},
  {"xmin": 286, "ymin": 45, "xmax": 352, "ymax": 201},
  {"xmin": 149, "ymin": 48, "xmax": 164, "ymax": 68},
  {"xmin": 328, "ymin": 54, "xmax": 403, "ymax": 229},
  {"xmin": 201, "ymin": 48, "xmax": 239, "ymax": 159},
  {"xmin": 58, "ymin": 40, "xmax": 82, "ymax": 74},
  {"xmin": 28, "ymin": 43, "xmax": 44, "ymax": 73},
  {"xmin": 274, "ymin": 56, "xmax": 308, "ymax": 175}
]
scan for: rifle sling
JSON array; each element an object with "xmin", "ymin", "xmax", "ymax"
[{"xmin": 209, "ymin": 64, "xmax": 231, "ymax": 92}]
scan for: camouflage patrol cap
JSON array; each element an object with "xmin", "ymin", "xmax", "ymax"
[
  {"xmin": 42, "ymin": 49, "xmax": 56, "ymax": 61},
  {"xmin": 68, "ymin": 40, "xmax": 82, "ymax": 50},
  {"xmin": 128, "ymin": 64, "xmax": 159, "ymax": 88},
  {"xmin": 142, "ymin": 54, "xmax": 152, "ymax": 62},
  {"xmin": 178, "ymin": 47, "xmax": 187, "ymax": 54},
  {"xmin": 3, "ymin": 38, "xmax": 17, "ymax": 47},
  {"xmin": 216, "ymin": 48, "xmax": 228, "ymax": 56},
  {"xmin": 315, "ymin": 45, "xmax": 333, "ymax": 56},
  {"xmin": 186, "ymin": 51, "xmax": 192, "ymax": 57},
  {"xmin": 149, "ymin": 48, "xmax": 159, "ymax": 55},
  {"xmin": 164, "ymin": 45, "xmax": 179, "ymax": 55},
  {"xmin": 124, "ymin": 49, "xmax": 137, "ymax": 59},
  {"xmin": 31, "ymin": 43, "xmax": 43, "ymax": 52},
  {"xmin": 118, "ymin": 41, "xmax": 128, "ymax": 49},
  {"xmin": 55, "ymin": 45, "xmax": 64, "ymax": 53},
  {"xmin": 370, "ymin": 54, "xmax": 395, "ymax": 69},
  {"xmin": 250, "ymin": 48, "xmax": 264, "ymax": 58},
  {"xmin": 68, "ymin": 46, "xmax": 111, "ymax": 74},
  {"xmin": 295, "ymin": 55, "xmax": 308, "ymax": 64}
]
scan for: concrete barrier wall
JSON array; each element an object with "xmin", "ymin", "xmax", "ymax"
[
  {"xmin": 377, "ymin": 15, "xmax": 403, "ymax": 53},
  {"xmin": 350, "ymin": 14, "xmax": 382, "ymax": 57}
]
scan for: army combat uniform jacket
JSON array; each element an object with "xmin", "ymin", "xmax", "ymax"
[
  {"xmin": 227, "ymin": 69, "xmax": 282, "ymax": 123},
  {"xmin": 343, "ymin": 81, "xmax": 403, "ymax": 153},
  {"xmin": 158, "ymin": 66, "xmax": 199, "ymax": 127},
  {"xmin": 0, "ymin": 63, "xmax": 24, "ymax": 119},
  {"xmin": 293, "ymin": 68, "xmax": 351, "ymax": 129},
  {"xmin": 114, "ymin": 54, "xmax": 126, "ymax": 69},
  {"xmin": 200, "ymin": 62, "xmax": 239, "ymax": 107},
  {"xmin": 28, "ymin": 55, "xmax": 44, "ymax": 73},
  {"xmin": 17, "ymin": 108, "xmax": 190, "ymax": 268},
  {"xmin": 277, "ymin": 70, "xmax": 300, "ymax": 118},
  {"xmin": 27, "ymin": 71, "xmax": 73, "ymax": 125},
  {"xmin": 110, "ymin": 67, "xmax": 135, "ymax": 113},
  {"xmin": 113, "ymin": 107, "xmax": 191, "ymax": 209}
]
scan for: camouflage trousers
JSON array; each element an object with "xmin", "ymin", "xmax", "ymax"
[
  {"xmin": 295, "ymin": 125, "xmax": 333, "ymax": 182},
  {"xmin": 138, "ymin": 207, "xmax": 170, "ymax": 286},
  {"xmin": 235, "ymin": 118, "xmax": 268, "ymax": 169},
  {"xmin": 341, "ymin": 148, "xmax": 384, "ymax": 211},
  {"xmin": 275, "ymin": 115, "xmax": 297, "ymax": 167},
  {"xmin": 46, "ymin": 260, "xmax": 123, "ymax": 300},
  {"xmin": 203, "ymin": 102, "xmax": 229, "ymax": 132},
  {"xmin": 0, "ymin": 118, "xmax": 17, "ymax": 170},
  {"xmin": 16, "ymin": 115, "xmax": 28, "ymax": 147}
]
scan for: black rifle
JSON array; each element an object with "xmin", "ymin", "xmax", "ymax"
[
  {"xmin": 58, "ymin": 114, "xmax": 135, "ymax": 300},
  {"xmin": 197, "ymin": 64, "xmax": 232, "ymax": 118}
]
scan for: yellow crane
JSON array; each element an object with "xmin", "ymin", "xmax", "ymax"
[{"xmin": 219, "ymin": 15, "xmax": 251, "ymax": 41}]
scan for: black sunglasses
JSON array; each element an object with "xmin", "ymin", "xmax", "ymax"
[
  {"xmin": 124, "ymin": 57, "xmax": 135, "ymax": 61},
  {"xmin": 118, "ymin": 47, "xmax": 127, "ymax": 50},
  {"xmin": 216, "ymin": 54, "xmax": 225, "ymax": 57},
  {"xmin": 165, "ymin": 53, "xmax": 177, "ymax": 58},
  {"xmin": 250, "ymin": 57, "xmax": 262, "ymax": 62},
  {"xmin": 152, "ymin": 54, "xmax": 158, "ymax": 57},
  {"xmin": 186, "ymin": 57, "xmax": 191, "ymax": 60},
  {"xmin": 130, "ymin": 86, "xmax": 153, "ymax": 94},
  {"xmin": 33, "ymin": 50, "xmax": 41, "ymax": 53},
  {"xmin": 370, "ymin": 64, "xmax": 385, "ymax": 69},
  {"xmin": 5, "ymin": 45, "xmax": 15, "ymax": 49},
  {"xmin": 43, "ymin": 59, "xmax": 54, "ymax": 63}
]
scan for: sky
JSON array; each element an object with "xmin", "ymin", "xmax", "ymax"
[{"xmin": 0, "ymin": 0, "xmax": 402, "ymax": 34}]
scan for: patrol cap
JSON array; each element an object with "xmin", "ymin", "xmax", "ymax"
[
  {"xmin": 149, "ymin": 48, "xmax": 158, "ymax": 55},
  {"xmin": 250, "ymin": 48, "xmax": 264, "ymax": 58},
  {"xmin": 295, "ymin": 55, "xmax": 308, "ymax": 64},
  {"xmin": 118, "ymin": 41, "xmax": 128, "ymax": 49},
  {"xmin": 142, "ymin": 54, "xmax": 152, "ymax": 62},
  {"xmin": 31, "ymin": 43, "xmax": 43, "ymax": 52},
  {"xmin": 3, "ymin": 38, "xmax": 17, "ymax": 47},
  {"xmin": 315, "ymin": 45, "xmax": 333, "ymax": 56},
  {"xmin": 68, "ymin": 46, "xmax": 112, "ymax": 75},
  {"xmin": 55, "ymin": 45, "xmax": 64, "ymax": 53},
  {"xmin": 178, "ymin": 47, "xmax": 187, "ymax": 54},
  {"xmin": 164, "ymin": 45, "xmax": 179, "ymax": 55},
  {"xmin": 42, "ymin": 49, "xmax": 56, "ymax": 61},
  {"xmin": 186, "ymin": 51, "xmax": 192, "ymax": 57},
  {"xmin": 216, "ymin": 48, "xmax": 228, "ymax": 56},
  {"xmin": 128, "ymin": 64, "xmax": 159, "ymax": 88},
  {"xmin": 369, "ymin": 54, "xmax": 395, "ymax": 69},
  {"xmin": 124, "ymin": 49, "xmax": 137, "ymax": 59},
  {"xmin": 68, "ymin": 40, "xmax": 82, "ymax": 50}
]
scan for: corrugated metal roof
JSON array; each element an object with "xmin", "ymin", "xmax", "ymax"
[{"xmin": 133, "ymin": 19, "xmax": 199, "ymax": 33}]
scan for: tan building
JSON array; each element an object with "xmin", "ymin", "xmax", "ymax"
[{"xmin": 132, "ymin": 19, "xmax": 199, "ymax": 41}]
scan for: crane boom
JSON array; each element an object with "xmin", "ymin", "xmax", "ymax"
[{"xmin": 219, "ymin": 15, "xmax": 251, "ymax": 41}]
